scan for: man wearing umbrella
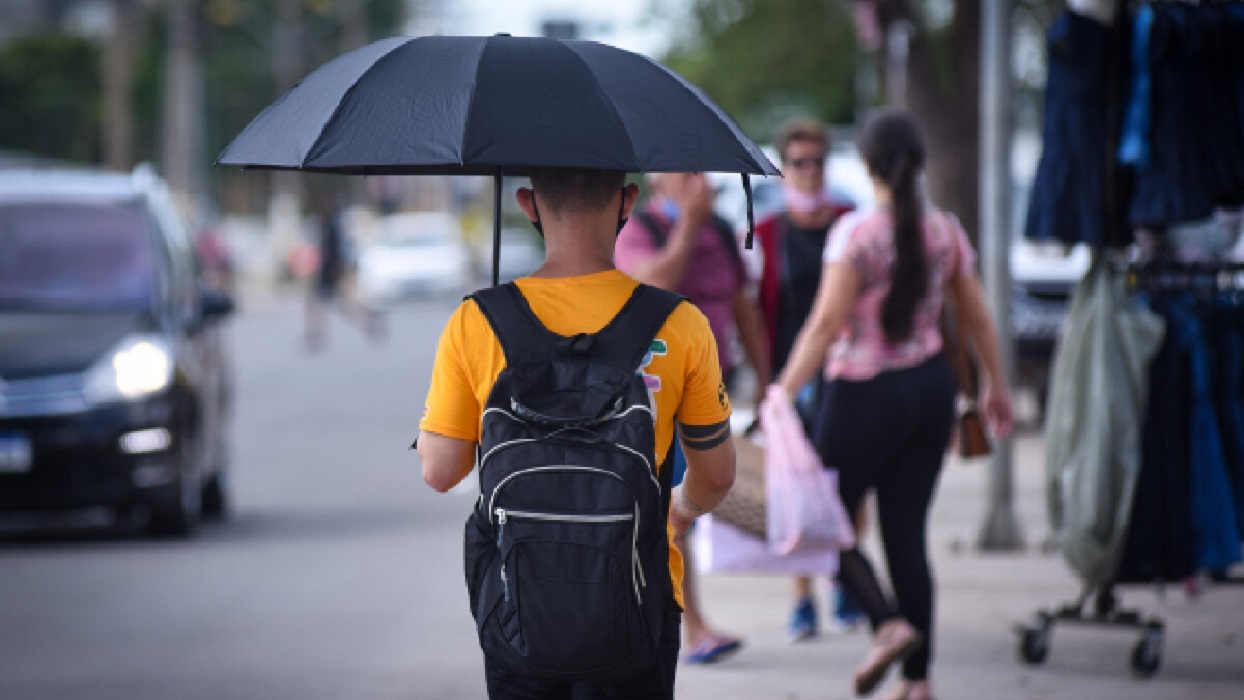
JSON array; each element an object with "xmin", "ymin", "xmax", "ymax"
[{"xmin": 419, "ymin": 168, "xmax": 738, "ymax": 697}]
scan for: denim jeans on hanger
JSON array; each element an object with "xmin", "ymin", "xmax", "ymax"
[
  {"xmin": 1118, "ymin": 296, "xmax": 1197, "ymax": 583},
  {"xmin": 1168, "ymin": 295, "xmax": 1241, "ymax": 571},
  {"xmin": 1209, "ymin": 302, "xmax": 1244, "ymax": 540}
]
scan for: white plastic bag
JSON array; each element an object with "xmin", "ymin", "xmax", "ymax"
[{"xmin": 761, "ymin": 384, "xmax": 856, "ymax": 555}]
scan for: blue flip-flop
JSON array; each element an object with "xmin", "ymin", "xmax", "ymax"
[{"xmin": 684, "ymin": 638, "xmax": 742, "ymax": 664}]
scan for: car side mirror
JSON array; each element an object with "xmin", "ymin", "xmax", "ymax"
[{"xmin": 200, "ymin": 289, "xmax": 235, "ymax": 321}]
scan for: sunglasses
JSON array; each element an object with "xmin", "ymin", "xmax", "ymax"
[{"xmin": 788, "ymin": 156, "xmax": 825, "ymax": 170}]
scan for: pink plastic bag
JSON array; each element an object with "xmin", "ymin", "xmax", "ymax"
[{"xmin": 761, "ymin": 385, "xmax": 856, "ymax": 555}]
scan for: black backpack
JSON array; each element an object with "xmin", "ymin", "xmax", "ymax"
[{"xmin": 462, "ymin": 281, "xmax": 685, "ymax": 682}]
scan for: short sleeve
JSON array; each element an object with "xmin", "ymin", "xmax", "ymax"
[
  {"xmin": 673, "ymin": 305, "xmax": 732, "ymax": 428},
  {"xmin": 823, "ymin": 209, "xmax": 865, "ymax": 268},
  {"xmin": 944, "ymin": 213, "xmax": 978, "ymax": 279},
  {"xmin": 614, "ymin": 215, "xmax": 660, "ymax": 276},
  {"xmin": 419, "ymin": 303, "xmax": 484, "ymax": 443}
]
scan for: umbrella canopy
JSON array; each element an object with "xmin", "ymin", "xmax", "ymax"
[{"xmin": 219, "ymin": 34, "xmax": 776, "ymax": 177}]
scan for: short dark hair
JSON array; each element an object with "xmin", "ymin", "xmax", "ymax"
[
  {"xmin": 774, "ymin": 119, "xmax": 830, "ymax": 162},
  {"xmin": 528, "ymin": 168, "xmax": 626, "ymax": 211}
]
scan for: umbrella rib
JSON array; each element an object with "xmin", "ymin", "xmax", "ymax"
[
  {"xmin": 640, "ymin": 54, "xmax": 778, "ymax": 176},
  {"xmin": 562, "ymin": 43, "xmax": 640, "ymax": 170},
  {"xmin": 303, "ymin": 37, "xmax": 416, "ymax": 170}
]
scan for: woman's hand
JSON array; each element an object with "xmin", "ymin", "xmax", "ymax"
[{"xmin": 980, "ymin": 382, "xmax": 1014, "ymax": 439}]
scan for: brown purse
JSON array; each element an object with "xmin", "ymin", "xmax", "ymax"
[{"xmin": 943, "ymin": 303, "xmax": 992, "ymax": 459}]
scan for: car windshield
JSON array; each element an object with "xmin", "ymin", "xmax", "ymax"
[{"xmin": 0, "ymin": 201, "xmax": 155, "ymax": 310}]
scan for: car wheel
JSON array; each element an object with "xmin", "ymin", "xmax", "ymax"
[{"xmin": 146, "ymin": 424, "xmax": 202, "ymax": 538}]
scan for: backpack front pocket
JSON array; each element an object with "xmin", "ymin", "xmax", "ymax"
[{"xmin": 495, "ymin": 508, "xmax": 647, "ymax": 673}]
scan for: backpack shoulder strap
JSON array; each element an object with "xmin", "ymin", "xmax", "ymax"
[
  {"xmin": 590, "ymin": 284, "xmax": 685, "ymax": 373},
  {"xmin": 635, "ymin": 209, "xmax": 668, "ymax": 249},
  {"xmin": 468, "ymin": 283, "xmax": 561, "ymax": 367},
  {"xmin": 711, "ymin": 214, "xmax": 744, "ymax": 274},
  {"xmin": 637, "ymin": 209, "xmax": 743, "ymax": 275}
]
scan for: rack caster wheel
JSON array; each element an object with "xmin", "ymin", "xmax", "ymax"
[
  {"xmin": 1130, "ymin": 626, "xmax": 1163, "ymax": 677},
  {"xmin": 1017, "ymin": 615, "xmax": 1051, "ymax": 665}
]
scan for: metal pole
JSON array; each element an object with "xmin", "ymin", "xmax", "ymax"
[{"xmin": 977, "ymin": 0, "xmax": 1023, "ymax": 551}]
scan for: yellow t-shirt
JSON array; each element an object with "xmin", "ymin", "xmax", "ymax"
[{"xmin": 420, "ymin": 269, "xmax": 731, "ymax": 607}]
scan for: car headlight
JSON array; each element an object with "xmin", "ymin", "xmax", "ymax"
[{"xmin": 83, "ymin": 335, "xmax": 173, "ymax": 404}]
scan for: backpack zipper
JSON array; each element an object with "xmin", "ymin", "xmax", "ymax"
[
  {"xmin": 481, "ymin": 441, "xmax": 661, "ymax": 495},
  {"xmin": 494, "ymin": 502, "xmax": 647, "ymax": 605}
]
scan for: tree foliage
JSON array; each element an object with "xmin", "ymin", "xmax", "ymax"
[
  {"xmin": 662, "ymin": 0, "xmax": 858, "ymax": 143},
  {"xmin": 0, "ymin": 34, "xmax": 102, "ymax": 163}
]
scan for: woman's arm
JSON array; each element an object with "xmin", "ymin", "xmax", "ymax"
[
  {"xmin": 776, "ymin": 261, "xmax": 858, "ymax": 396},
  {"xmin": 947, "ymin": 270, "xmax": 1014, "ymax": 436}
]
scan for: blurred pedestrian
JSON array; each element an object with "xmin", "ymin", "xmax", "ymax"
[
  {"xmin": 775, "ymin": 110, "xmax": 1013, "ymax": 700},
  {"xmin": 750, "ymin": 118, "xmax": 865, "ymax": 642},
  {"xmin": 418, "ymin": 167, "xmax": 738, "ymax": 698},
  {"xmin": 304, "ymin": 194, "xmax": 383, "ymax": 351},
  {"xmin": 616, "ymin": 171, "xmax": 772, "ymax": 664}
]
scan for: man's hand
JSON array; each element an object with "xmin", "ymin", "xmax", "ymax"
[
  {"xmin": 670, "ymin": 485, "xmax": 702, "ymax": 538},
  {"xmin": 668, "ymin": 173, "xmax": 714, "ymax": 233}
]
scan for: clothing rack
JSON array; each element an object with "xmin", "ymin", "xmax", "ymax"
[{"xmin": 1015, "ymin": 257, "xmax": 1244, "ymax": 677}]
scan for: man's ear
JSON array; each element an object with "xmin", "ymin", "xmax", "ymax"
[
  {"xmin": 622, "ymin": 183, "xmax": 641, "ymax": 219},
  {"xmin": 516, "ymin": 187, "xmax": 538, "ymax": 223}
]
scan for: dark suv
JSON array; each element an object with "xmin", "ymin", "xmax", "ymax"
[{"xmin": 0, "ymin": 166, "xmax": 234, "ymax": 536}]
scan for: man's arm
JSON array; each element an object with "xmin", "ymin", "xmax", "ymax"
[
  {"xmin": 621, "ymin": 176, "xmax": 715, "ymax": 291},
  {"xmin": 418, "ymin": 430, "xmax": 476, "ymax": 493},
  {"xmin": 669, "ymin": 422, "xmax": 736, "ymax": 537},
  {"xmin": 624, "ymin": 214, "xmax": 701, "ymax": 291},
  {"xmin": 731, "ymin": 288, "xmax": 772, "ymax": 393}
]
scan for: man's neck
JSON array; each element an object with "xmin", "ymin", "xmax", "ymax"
[{"xmin": 529, "ymin": 220, "xmax": 618, "ymax": 279}]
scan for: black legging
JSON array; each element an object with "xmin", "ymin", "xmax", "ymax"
[{"xmin": 812, "ymin": 353, "xmax": 957, "ymax": 681}]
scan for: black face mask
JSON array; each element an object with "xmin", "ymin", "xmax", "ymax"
[{"xmin": 530, "ymin": 189, "xmax": 629, "ymax": 237}]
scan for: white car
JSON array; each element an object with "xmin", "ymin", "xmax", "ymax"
[{"xmin": 357, "ymin": 211, "xmax": 470, "ymax": 302}]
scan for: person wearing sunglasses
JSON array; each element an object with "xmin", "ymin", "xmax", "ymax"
[{"xmin": 751, "ymin": 119, "xmax": 861, "ymax": 643}]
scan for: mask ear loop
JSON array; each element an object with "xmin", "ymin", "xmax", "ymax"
[
  {"xmin": 616, "ymin": 186, "xmax": 629, "ymax": 235},
  {"xmin": 530, "ymin": 193, "xmax": 544, "ymax": 236}
]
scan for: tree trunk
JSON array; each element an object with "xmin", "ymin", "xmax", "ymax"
[
  {"xmin": 905, "ymin": 1, "xmax": 981, "ymax": 242},
  {"xmin": 103, "ymin": 0, "xmax": 139, "ymax": 172}
]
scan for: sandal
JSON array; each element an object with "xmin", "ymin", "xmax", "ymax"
[
  {"xmin": 683, "ymin": 637, "xmax": 742, "ymax": 664},
  {"xmin": 853, "ymin": 620, "xmax": 923, "ymax": 696}
]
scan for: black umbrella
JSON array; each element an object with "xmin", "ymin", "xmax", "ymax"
[{"xmin": 218, "ymin": 34, "xmax": 779, "ymax": 284}]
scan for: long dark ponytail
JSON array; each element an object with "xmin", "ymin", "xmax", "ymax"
[{"xmin": 859, "ymin": 110, "xmax": 928, "ymax": 344}]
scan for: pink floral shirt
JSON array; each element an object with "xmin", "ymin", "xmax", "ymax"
[{"xmin": 822, "ymin": 207, "xmax": 977, "ymax": 381}]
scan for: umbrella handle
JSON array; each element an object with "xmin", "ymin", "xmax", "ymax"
[
  {"xmin": 742, "ymin": 173, "xmax": 755, "ymax": 250},
  {"xmin": 492, "ymin": 172, "xmax": 503, "ymax": 287}
]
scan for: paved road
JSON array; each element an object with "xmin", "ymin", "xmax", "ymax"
[
  {"xmin": 0, "ymin": 291, "xmax": 490, "ymax": 700},
  {"xmin": 2, "ymin": 289, "xmax": 1242, "ymax": 700}
]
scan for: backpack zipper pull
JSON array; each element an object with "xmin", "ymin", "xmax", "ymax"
[{"xmin": 495, "ymin": 509, "xmax": 511, "ymax": 602}]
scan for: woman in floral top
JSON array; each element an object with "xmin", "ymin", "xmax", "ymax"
[{"xmin": 776, "ymin": 110, "xmax": 1013, "ymax": 700}]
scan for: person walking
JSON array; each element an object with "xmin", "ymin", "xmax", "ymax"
[
  {"xmin": 304, "ymin": 194, "xmax": 383, "ymax": 351},
  {"xmin": 615, "ymin": 171, "xmax": 771, "ymax": 664},
  {"xmin": 750, "ymin": 118, "xmax": 864, "ymax": 642},
  {"xmin": 774, "ymin": 110, "xmax": 1013, "ymax": 700},
  {"xmin": 418, "ymin": 167, "xmax": 738, "ymax": 699}
]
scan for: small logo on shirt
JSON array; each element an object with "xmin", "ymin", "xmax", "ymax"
[
  {"xmin": 639, "ymin": 338, "xmax": 667, "ymax": 392},
  {"xmin": 717, "ymin": 382, "xmax": 730, "ymax": 412}
]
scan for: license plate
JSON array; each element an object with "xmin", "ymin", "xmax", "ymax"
[{"xmin": 0, "ymin": 432, "xmax": 32, "ymax": 473}]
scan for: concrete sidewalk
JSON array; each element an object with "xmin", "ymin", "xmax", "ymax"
[{"xmin": 676, "ymin": 431, "xmax": 1244, "ymax": 700}]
